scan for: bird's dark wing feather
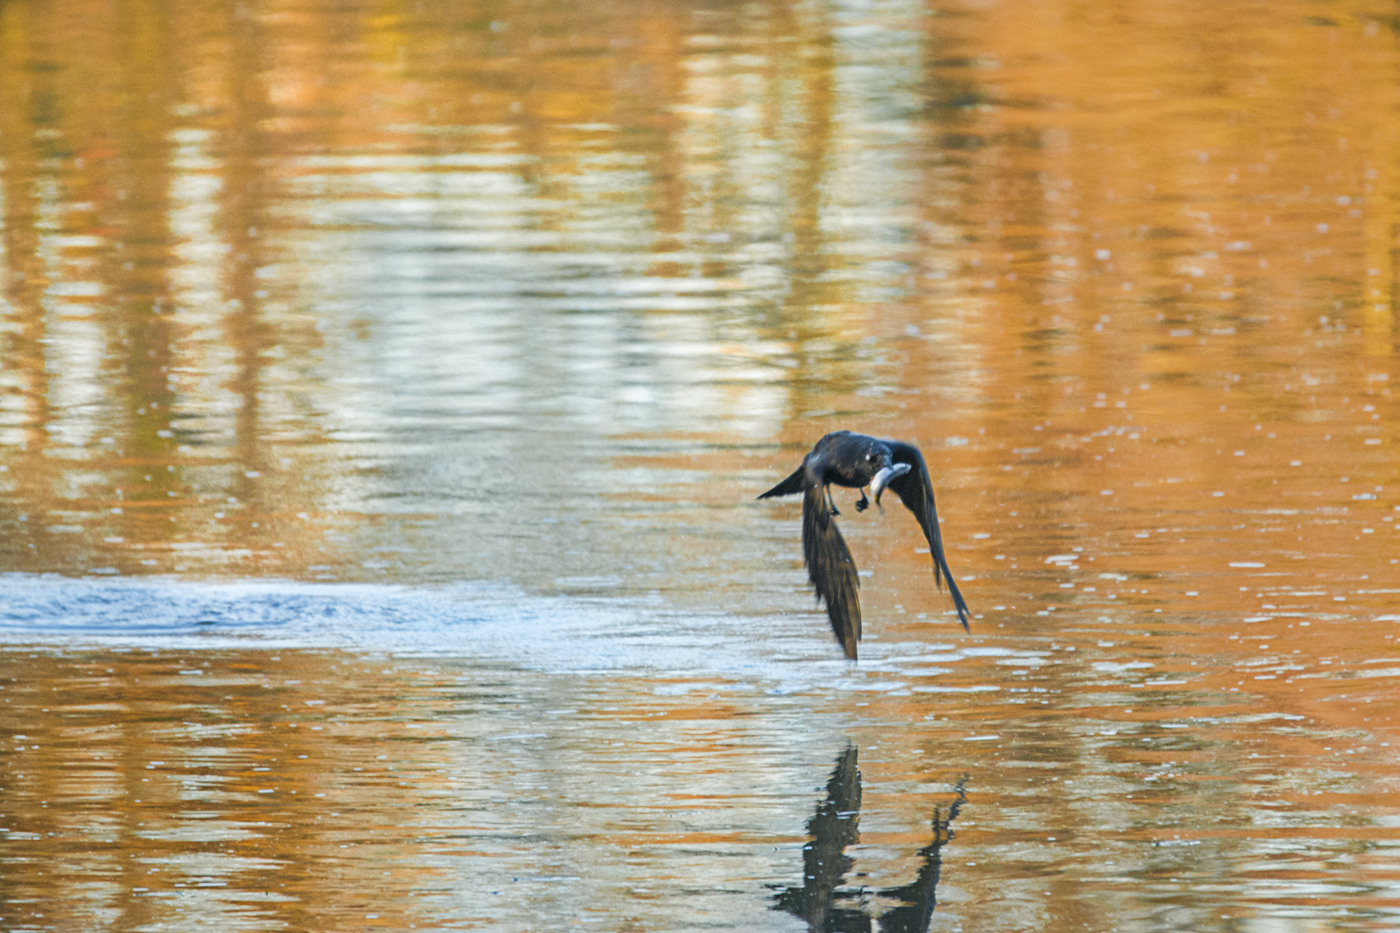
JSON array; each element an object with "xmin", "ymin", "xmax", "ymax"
[
  {"xmin": 757, "ymin": 465, "xmax": 806, "ymax": 499},
  {"xmin": 883, "ymin": 441, "xmax": 971, "ymax": 631},
  {"xmin": 803, "ymin": 482, "xmax": 862, "ymax": 659}
]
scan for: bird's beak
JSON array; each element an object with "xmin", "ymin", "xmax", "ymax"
[{"xmin": 870, "ymin": 462, "xmax": 911, "ymax": 504}]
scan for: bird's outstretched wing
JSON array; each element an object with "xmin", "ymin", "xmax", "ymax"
[
  {"xmin": 803, "ymin": 482, "xmax": 862, "ymax": 659},
  {"xmin": 882, "ymin": 440, "xmax": 971, "ymax": 631}
]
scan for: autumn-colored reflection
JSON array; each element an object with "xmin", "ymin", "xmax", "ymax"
[
  {"xmin": 2, "ymin": 0, "xmax": 1400, "ymax": 929},
  {"xmin": 7, "ymin": 642, "xmax": 1400, "ymax": 931},
  {"xmin": 2, "ymin": 0, "xmax": 1390, "ymax": 599}
]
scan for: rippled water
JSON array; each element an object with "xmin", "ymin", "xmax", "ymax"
[{"xmin": 2, "ymin": 0, "xmax": 1399, "ymax": 929}]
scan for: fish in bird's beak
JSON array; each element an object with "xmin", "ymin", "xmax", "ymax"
[{"xmin": 870, "ymin": 462, "xmax": 911, "ymax": 504}]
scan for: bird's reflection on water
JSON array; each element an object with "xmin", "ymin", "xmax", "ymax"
[
  {"xmin": 773, "ymin": 747, "xmax": 967, "ymax": 933},
  {"xmin": 878, "ymin": 779, "xmax": 967, "ymax": 933},
  {"xmin": 773, "ymin": 746, "xmax": 864, "ymax": 930}
]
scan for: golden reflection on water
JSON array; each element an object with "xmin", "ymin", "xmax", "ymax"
[
  {"xmin": 1, "ymin": 0, "xmax": 1399, "ymax": 929},
  {"xmin": 7, "ymin": 643, "xmax": 1400, "ymax": 930}
]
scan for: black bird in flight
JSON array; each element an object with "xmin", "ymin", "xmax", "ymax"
[{"xmin": 758, "ymin": 431, "xmax": 970, "ymax": 659}]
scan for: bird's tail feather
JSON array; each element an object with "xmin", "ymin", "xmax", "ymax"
[{"xmin": 758, "ymin": 466, "xmax": 806, "ymax": 500}]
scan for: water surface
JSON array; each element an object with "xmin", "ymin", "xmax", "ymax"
[{"xmin": 2, "ymin": 0, "xmax": 1399, "ymax": 929}]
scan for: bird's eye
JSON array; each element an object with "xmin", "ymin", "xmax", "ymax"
[{"xmin": 865, "ymin": 454, "xmax": 872, "ymax": 462}]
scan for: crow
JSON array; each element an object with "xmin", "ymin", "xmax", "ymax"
[{"xmin": 759, "ymin": 431, "xmax": 970, "ymax": 658}]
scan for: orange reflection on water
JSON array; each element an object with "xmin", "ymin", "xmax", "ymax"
[{"xmin": 1, "ymin": 0, "xmax": 1399, "ymax": 929}]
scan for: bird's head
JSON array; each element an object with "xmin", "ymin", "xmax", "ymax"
[{"xmin": 861, "ymin": 444, "xmax": 911, "ymax": 504}]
